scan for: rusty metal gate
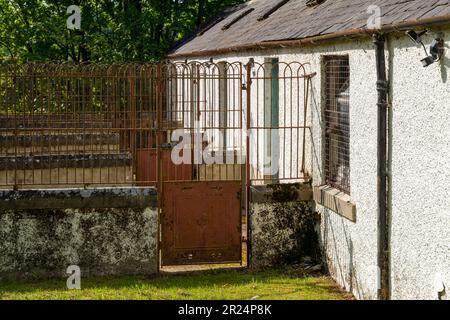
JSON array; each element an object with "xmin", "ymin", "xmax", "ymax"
[
  {"xmin": 157, "ymin": 60, "xmax": 315, "ymax": 266},
  {"xmin": 158, "ymin": 62, "xmax": 245, "ymax": 266}
]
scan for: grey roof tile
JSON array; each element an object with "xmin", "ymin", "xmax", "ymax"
[{"xmin": 172, "ymin": 0, "xmax": 450, "ymax": 56}]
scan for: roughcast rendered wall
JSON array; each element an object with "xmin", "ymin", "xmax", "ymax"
[
  {"xmin": 389, "ymin": 30, "xmax": 450, "ymax": 300},
  {"xmin": 0, "ymin": 188, "xmax": 158, "ymax": 279},
  {"xmin": 249, "ymin": 184, "xmax": 319, "ymax": 269}
]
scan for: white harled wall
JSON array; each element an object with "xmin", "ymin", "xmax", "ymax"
[{"xmin": 388, "ymin": 30, "xmax": 450, "ymax": 300}]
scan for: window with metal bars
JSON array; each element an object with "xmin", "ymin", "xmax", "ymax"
[{"xmin": 323, "ymin": 55, "xmax": 350, "ymax": 194}]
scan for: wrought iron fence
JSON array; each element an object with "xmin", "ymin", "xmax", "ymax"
[
  {"xmin": 247, "ymin": 60, "xmax": 314, "ymax": 185},
  {"xmin": 0, "ymin": 63, "xmax": 158, "ymax": 189},
  {"xmin": 160, "ymin": 61, "xmax": 245, "ymax": 183},
  {"xmin": 0, "ymin": 61, "xmax": 314, "ymax": 190}
]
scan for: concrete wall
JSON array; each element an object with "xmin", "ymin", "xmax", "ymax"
[
  {"xmin": 0, "ymin": 188, "xmax": 158, "ymax": 280},
  {"xmin": 178, "ymin": 26, "xmax": 450, "ymax": 299},
  {"xmin": 249, "ymin": 183, "xmax": 318, "ymax": 269}
]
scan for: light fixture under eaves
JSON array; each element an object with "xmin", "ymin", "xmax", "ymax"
[
  {"xmin": 406, "ymin": 30, "xmax": 445, "ymax": 67},
  {"xmin": 422, "ymin": 38, "xmax": 444, "ymax": 67}
]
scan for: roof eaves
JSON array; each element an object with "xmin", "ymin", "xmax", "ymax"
[{"xmin": 167, "ymin": 14, "xmax": 450, "ymax": 59}]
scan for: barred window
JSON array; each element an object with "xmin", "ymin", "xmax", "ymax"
[{"xmin": 323, "ymin": 56, "xmax": 350, "ymax": 194}]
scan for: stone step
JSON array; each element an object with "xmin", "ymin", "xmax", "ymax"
[
  {"xmin": 0, "ymin": 132, "xmax": 120, "ymax": 146},
  {"xmin": 0, "ymin": 166, "xmax": 133, "ymax": 189},
  {"xmin": 0, "ymin": 153, "xmax": 133, "ymax": 188},
  {"xmin": 0, "ymin": 115, "xmax": 114, "ymax": 129},
  {"xmin": 0, "ymin": 153, "xmax": 132, "ymax": 170},
  {"xmin": 0, "ymin": 133, "xmax": 121, "ymax": 155}
]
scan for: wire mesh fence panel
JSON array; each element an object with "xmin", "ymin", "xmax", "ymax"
[
  {"xmin": 0, "ymin": 64, "xmax": 158, "ymax": 189},
  {"xmin": 248, "ymin": 60, "xmax": 314, "ymax": 185},
  {"xmin": 161, "ymin": 61, "xmax": 245, "ymax": 183},
  {"xmin": 0, "ymin": 60, "xmax": 314, "ymax": 190}
]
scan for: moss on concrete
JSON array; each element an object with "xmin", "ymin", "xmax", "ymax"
[
  {"xmin": 250, "ymin": 183, "xmax": 320, "ymax": 268},
  {"xmin": 0, "ymin": 189, "xmax": 158, "ymax": 280}
]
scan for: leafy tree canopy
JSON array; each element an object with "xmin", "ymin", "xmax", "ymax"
[{"xmin": 0, "ymin": 0, "xmax": 245, "ymax": 63}]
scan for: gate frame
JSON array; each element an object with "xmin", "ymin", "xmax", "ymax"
[{"xmin": 156, "ymin": 61, "xmax": 246, "ymax": 268}]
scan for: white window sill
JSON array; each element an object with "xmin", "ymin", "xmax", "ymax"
[{"xmin": 313, "ymin": 185, "xmax": 356, "ymax": 222}]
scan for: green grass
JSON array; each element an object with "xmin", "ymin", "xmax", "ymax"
[{"xmin": 0, "ymin": 267, "xmax": 352, "ymax": 300}]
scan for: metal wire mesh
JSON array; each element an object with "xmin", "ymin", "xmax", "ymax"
[
  {"xmin": 323, "ymin": 56, "xmax": 350, "ymax": 194},
  {"xmin": 0, "ymin": 64, "xmax": 158, "ymax": 189},
  {"xmin": 0, "ymin": 60, "xmax": 314, "ymax": 190},
  {"xmin": 249, "ymin": 60, "xmax": 314, "ymax": 185},
  {"xmin": 161, "ymin": 61, "xmax": 245, "ymax": 182}
]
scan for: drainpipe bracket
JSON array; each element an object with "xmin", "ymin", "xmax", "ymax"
[{"xmin": 376, "ymin": 80, "xmax": 389, "ymax": 90}]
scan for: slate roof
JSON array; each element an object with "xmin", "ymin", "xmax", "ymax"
[{"xmin": 170, "ymin": 0, "xmax": 450, "ymax": 57}]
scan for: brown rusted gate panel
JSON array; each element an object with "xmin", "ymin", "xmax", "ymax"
[
  {"xmin": 137, "ymin": 149, "xmax": 192, "ymax": 186},
  {"xmin": 161, "ymin": 181, "xmax": 241, "ymax": 265}
]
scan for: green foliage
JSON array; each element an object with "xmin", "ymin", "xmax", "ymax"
[{"xmin": 0, "ymin": 0, "xmax": 245, "ymax": 63}]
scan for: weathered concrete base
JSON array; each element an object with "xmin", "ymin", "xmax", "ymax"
[
  {"xmin": 0, "ymin": 188, "xmax": 158, "ymax": 280},
  {"xmin": 249, "ymin": 183, "xmax": 320, "ymax": 268}
]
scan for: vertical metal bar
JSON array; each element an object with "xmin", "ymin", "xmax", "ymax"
[
  {"xmin": 81, "ymin": 68, "xmax": 86, "ymax": 187},
  {"xmin": 189, "ymin": 64, "xmax": 196, "ymax": 180},
  {"xmin": 245, "ymin": 60, "xmax": 252, "ymax": 268},
  {"xmin": 156, "ymin": 63, "xmax": 163, "ymax": 273},
  {"xmin": 239, "ymin": 63, "xmax": 244, "ymax": 186},
  {"xmin": 129, "ymin": 67, "xmax": 137, "ymax": 179},
  {"xmin": 301, "ymin": 76, "xmax": 310, "ymax": 176},
  {"xmin": 13, "ymin": 66, "xmax": 18, "ymax": 190},
  {"xmin": 196, "ymin": 64, "xmax": 201, "ymax": 180}
]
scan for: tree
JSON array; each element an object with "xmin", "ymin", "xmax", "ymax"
[{"xmin": 0, "ymin": 0, "xmax": 245, "ymax": 63}]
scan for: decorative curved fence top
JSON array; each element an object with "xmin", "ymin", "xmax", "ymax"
[{"xmin": 0, "ymin": 61, "xmax": 315, "ymax": 189}]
